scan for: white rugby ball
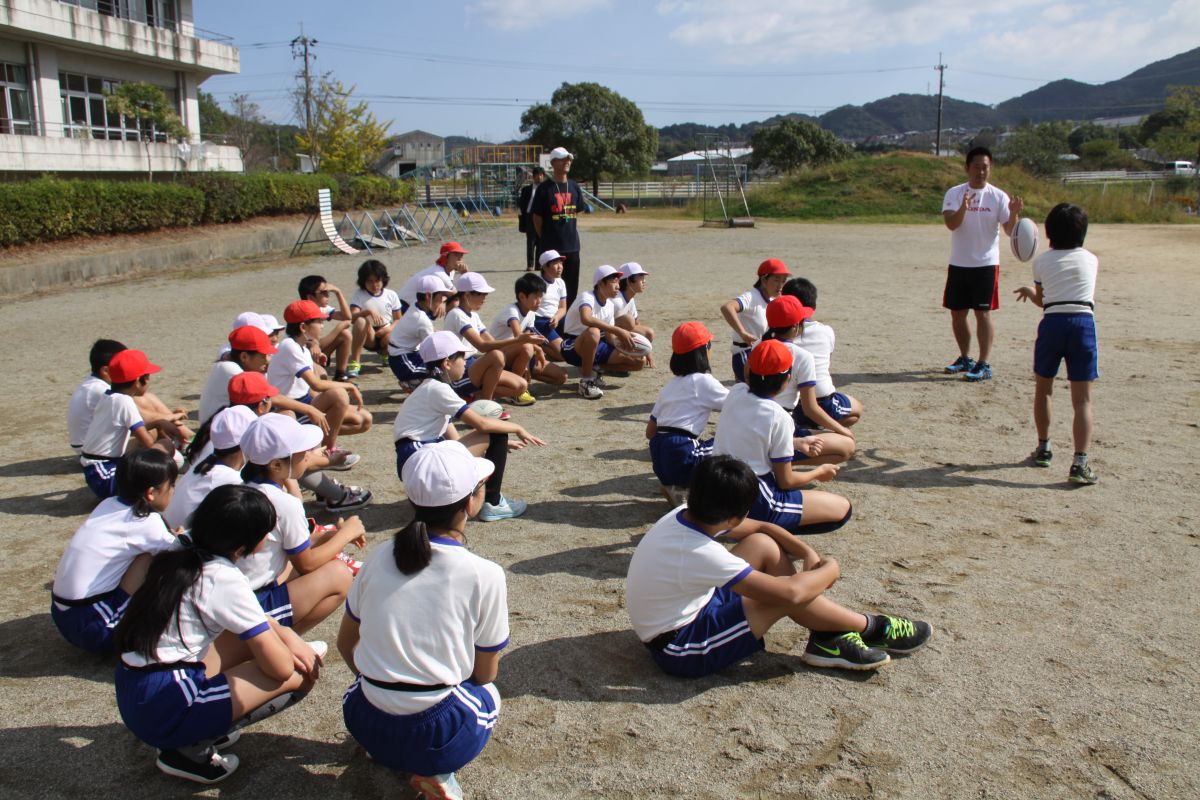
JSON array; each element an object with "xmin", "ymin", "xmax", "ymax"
[
  {"xmin": 364, "ymin": 297, "xmax": 392, "ymax": 327},
  {"xmin": 616, "ymin": 332, "xmax": 653, "ymax": 357},
  {"xmin": 1011, "ymin": 217, "xmax": 1039, "ymax": 263},
  {"xmin": 468, "ymin": 399, "xmax": 503, "ymax": 419}
]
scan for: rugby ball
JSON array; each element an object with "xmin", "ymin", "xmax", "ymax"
[
  {"xmin": 468, "ymin": 399, "xmax": 504, "ymax": 419},
  {"xmin": 616, "ymin": 332, "xmax": 653, "ymax": 358},
  {"xmin": 1010, "ymin": 217, "xmax": 1039, "ymax": 263},
  {"xmin": 364, "ymin": 297, "xmax": 392, "ymax": 328}
]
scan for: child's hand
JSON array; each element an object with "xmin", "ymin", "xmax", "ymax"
[
  {"xmin": 518, "ymin": 428, "xmax": 546, "ymax": 447},
  {"xmin": 367, "ymin": 309, "xmax": 384, "ymax": 327},
  {"xmin": 800, "ymin": 544, "xmax": 822, "ymax": 572},
  {"xmin": 337, "ymin": 516, "xmax": 367, "ymax": 548},
  {"xmin": 307, "ymin": 408, "xmax": 330, "ymax": 435},
  {"xmin": 1013, "ymin": 286, "xmax": 1036, "ymax": 303},
  {"xmin": 519, "ymin": 332, "xmax": 547, "ymax": 345},
  {"xmin": 797, "ymin": 436, "xmax": 824, "ymax": 457},
  {"xmin": 812, "ymin": 464, "xmax": 839, "ymax": 483}
]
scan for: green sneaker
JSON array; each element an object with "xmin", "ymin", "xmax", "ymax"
[
  {"xmin": 801, "ymin": 632, "xmax": 890, "ymax": 671},
  {"xmin": 1068, "ymin": 462, "xmax": 1098, "ymax": 485},
  {"xmin": 1032, "ymin": 446, "xmax": 1052, "ymax": 468},
  {"xmin": 862, "ymin": 615, "xmax": 933, "ymax": 655}
]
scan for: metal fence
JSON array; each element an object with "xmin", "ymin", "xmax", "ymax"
[
  {"xmin": 418, "ymin": 178, "xmax": 780, "ymax": 206},
  {"xmin": 1060, "ymin": 170, "xmax": 1192, "ymax": 184}
]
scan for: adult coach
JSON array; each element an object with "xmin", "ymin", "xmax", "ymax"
[
  {"xmin": 532, "ymin": 147, "xmax": 584, "ymax": 310},
  {"xmin": 517, "ymin": 167, "xmax": 545, "ymax": 271},
  {"xmin": 941, "ymin": 146, "xmax": 1023, "ymax": 382}
]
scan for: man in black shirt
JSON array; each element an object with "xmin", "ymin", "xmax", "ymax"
[
  {"xmin": 532, "ymin": 147, "xmax": 584, "ymax": 309},
  {"xmin": 517, "ymin": 166, "xmax": 545, "ymax": 271}
]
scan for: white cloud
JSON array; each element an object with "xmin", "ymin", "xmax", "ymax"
[{"xmin": 467, "ymin": 0, "xmax": 613, "ymax": 31}]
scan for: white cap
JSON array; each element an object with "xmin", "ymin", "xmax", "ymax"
[
  {"xmin": 401, "ymin": 440, "xmax": 494, "ymax": 507},
  {"xmin": 538, "ymin": 249, "xmax": 564, "ymax": 267},
  {"xmin": 618, "ymin": 262, "xmax": 647, "ymax": 278},
  {"xmin": 232, "ymin": 312, "xmax": 271, "ymax": 335},
  {"xmin": 240, "ymin": 413, "xmax": 324, "ymax": 464},
  {"xmin": 456, "ymin": 272, "xmax": 495, "ymax": 293},
  {"xmin": 260, "ymin": 314, "xmax": 283, "ymax": 331},
  {"xmin": 592, "ymin": 264, "xmax": 619, "ymax": 286},
  {"xmin": 549, "ymin": 146, "xmax": 573, "ymax": 160},
  {"xmin": 418, "ymin": 330, "xmax": 464, "ymax": 364},
  {"xmin": 210, "ymin": 405, "xmax": 257, "ymax": 450},
  {"xmin": 416, "ymin": 274, "xmax": 452, "ymax": 295}
]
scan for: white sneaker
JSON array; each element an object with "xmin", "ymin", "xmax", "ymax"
[
  {"xmin": 478, "ymin": 495, "xmax": 528, "ymax": 521},
  {"xmin": 578, "ymin": 378, "xmax": 603, "ymax": 399}
]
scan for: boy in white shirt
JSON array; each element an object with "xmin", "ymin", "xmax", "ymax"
[
  {"xmin": 562, "ymin": 265, "xmax": 646, "ymax": 399},
  {"xmin": 348, "ymin": 260, "xmax": 402, "ymax": 376},
  {"xmin": 68, "ymin": 339, "xmax": 126, "ymax": 455},
  {"xmin": 785, "ymin": 277, "xmax": 863, "ymax": 428},
  {"xmin": 387, "ymin": 275, "xmax": 453, "ymax": 389},
  {"xmin": 397, "ymin": 240, "xmax": 471, "ymax": 312},
  {"xmin": 533, "ymin": 249, "xmax": 568, "ymax": 346},
  {"xmin": 487, "ymin": 273, "xmax": 567, "ymax": 386},
  {"xmin": 298, "ymin": 274, "xmax": 355, "ymax": 381}
]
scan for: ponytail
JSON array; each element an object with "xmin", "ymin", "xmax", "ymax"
[
  {"xmin": 115, "ymin": 449, "xmax": 178, "ymax": 518},
  {"xmin": 393, "ymin": 495, "xmax": 470, "ymax": 575},
  {"xmin": 240, "ymin": 461, "xmax": 273, "ymax": 483},
  {"xmin": 185, "ymin": 410, "xmax": 223, "ymax": 464},
  {"xmin": 194, "ymin": 445, "xmax": 240, "ymax": 476}
]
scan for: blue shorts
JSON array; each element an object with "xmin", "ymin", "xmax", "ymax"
[
  {"xmin": 449, "ymin": 355, "xmax": 482, "ymax": 399},
  {"xmin": 1034, "ymin": 313, "xmax": 1098, "ymax": 382},
  {"xmin": 533, "ymin": 316, "xmax": 561, "ymax": 342},
  {"xmin": 395, "ymin": 436, "xmax": 446, "ymax": 480},
  {"xmin": 648, "ymin": 431, "xmax": 713, "ymax": 488},
  {"xmin": 254, "ymin": 580, "xmax": 293, "ymax": 628},
  {"xmin": 649, "ymin": 585, "xmax": 763, "ymax": 678},
  {"xmin": 115, "ymin": 663, "xmax": 233, "ymax": 750},
  {"xmin": 296, "ymin": 392, "xmax": 314, "ymax": 425},
  {"xmin": 561, "ymin": 335, "xmax": 613, "ymax": 367},
  {"xmin": 82, "ymin": 458, "xmax": 119, "ymax": 499},
  {"xmin": 731, "ymin": 349, "xmax": 750, "ymax": 383},
  {"xmin": 748, "ymin": 470, "xmax": 804, "ymax": 530},
  {"xmin": 342, "ymin": 677, "xmax": 499, "ymax": 776},
  {"xmin": 795, "ymin": 392, "xmax": 852, "ymax": 427},
  {"xmin": 388, "ymin": 352, "xmax": 428, "ymax": 383},
  {"xmin": 51, "ymin": 587, "xmax": 130, "ymax": 655}
]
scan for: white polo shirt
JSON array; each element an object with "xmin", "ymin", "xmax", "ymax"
[
  {"xmin": 1032, "ymin": 248, "xmax": 1097, "ymax": 315},
  {"xmin": 199, "ymin": 361, "xmax": 242, "ymax": 424},
  {"xmin": 53, "ymin": 497, "xmax": 175, "ymax": 600},
  {"xmin": 68, "ymin": 375, "xmax": 109, "ymax": 451},
  {"xmin": 238, "ymin": 480, "xmax": 312, "ymax": 590},
  {"xmin": 943, "ymin": 181, "xmax": 1012, "ymax": 267},
  {"xmin": 443, "ymin": 307, "xmax": 485, "ymax": 356},
  {"xmin": 650, "ymin": 373, "xmax": 729, "ymax": 436},
  {"xmin": 488, "ymin": 303, "xmax": 535, "ymax": 341},
  {"xmin": 772, "ymin": 341, "xmax": 818, "ymax": 412},
  {"xmin": 610, "ymin": 292, "xmax": 639, "ymax": 321},
  {"xmin": 563, "ymin": 290, "xmax": 615, "ymax": 337},
  {"xmin": 625, "ymin": 508, "xmax": 753, "ymax": 641},
  {"xmin": 81, "ymin": 391, "xmax": 144, "ymax": 460},
  {"xmin": 350, "ymin": 287, "xmax": 403, "ymax": 321},
  {"xmin": 389, "ymin": 307, "xmax": 436, "ymax": 356},
  {"xmin": 346, "ymin": 536, "xmax": 509, "ymax": 714},
  {"xmin": 398, "ymin": 265, "xmax": 457, "ymax": 310},
  {"xmin": 730, "ymin": 287, "xmax": 771, "ymax": 352},
  {"xmin": 794, "ymin": 320, "xmax": 837, "ymax": 398},
  {"xmin": 163, "ymin": 463, "xmax": 243, "ymax": 531},
  {"xmin": 714, "ymin": 383, "xmax": 794, "ymax": 476},
  {"xmin": 392, "ymin": 380, "xmax": 468, "ymax": 442},
  {"xmin": 537, "ymin": 276, "xmax": 567, "ymax": 318},
  {"xmin": 266, "ymin": 338, "xmax": 314, "ymax": 400}
]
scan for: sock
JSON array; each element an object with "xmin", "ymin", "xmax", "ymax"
[
  {"xmin": 861, "ymin": 613, "xmax": 884, "ymax": 641},
  {"xmin": 226, "ymin": 690, "xmax": 308, "ymax": 735},
  {"xmin": 1073, "ymin": 452, "xmax": 1087, "ymax": 468},
  {"xmin": 299, "ymin": 470, "xmax": 343, "ymax": 502},
  {"xmin": 1038, "ymin": 439, "xmax": 1051, "ymax": 451},
  {"xmin": 483, "ymin": 433, "xmax": 508, "ymax": 505},
  {"xmin": 811, "ymin": 629, "xmax": 843, "ymax": 642}
]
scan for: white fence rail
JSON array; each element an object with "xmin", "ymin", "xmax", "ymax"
[
  {"xmin": 1060, "ymin": 170, "xmax": 1193, "ymax": 184},
  {"xmin": 417, "ymin": 179, "xmax": 780, "ymax": 205}
]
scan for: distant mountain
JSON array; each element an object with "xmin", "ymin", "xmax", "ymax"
[{"xmin": 444, "ymin": 135, "xmax": 492, "ymax": 153}]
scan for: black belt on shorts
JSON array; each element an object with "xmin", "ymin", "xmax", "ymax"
[
  {"xmin": 51, "ymin": 590, "xmax": 111, "ymax": 608},
  {"xmin": 733, "ymin": 341, "xmax": 751, "ymax": 349},
  {"xmin": 817, "ymin": 393, "xmax": 834, "ymax": 402},
  {"xmin": 655, "ymin": 426, "xmax": 697, "ymax": 439},
  {"xmin": 253, "ymin": 579, "xmax": 278, "ymax": 593},
  {"xmin": 1043, "ymin": 300, "xmax": 1094, "ymax": 310},
  {"xmin": 363, "ymin": 674, "xmax": 450, "ymax": 692},
  {"xmin": 120, "ymin": 660, "xmax": 206, "ymax": 672},
  {"xmin": 643, "ymin": 628, "xmax": 681, "ymax": 653},
  {"xmin": 81, "ymin": 452, "xmax": 117, "ymax": 461}
]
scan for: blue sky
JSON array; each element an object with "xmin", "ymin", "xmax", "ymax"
[{"xmin": 195, "ymin": 0, "xmax": 1199, "ymax": 141}]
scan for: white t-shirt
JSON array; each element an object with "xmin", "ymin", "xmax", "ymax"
[
  {"xmin": 611, "ymin": 292, "xmax": 639, "ymax": 321},
  {"xmin": 199, "ymin": 361, "xmax": 242, "ymax": 424},
  {"xmin": 68, "ymin": 375, "xmax": 109, "ymax": 451},
  {"xmin": 346, "ymin": 536, "xmax": 509, "ymax": 714},
  {"xmin": 771, "ymin": 341, "xmax": 817, "ymax": 412},
  {"xmin": 398, "ymin": 265, "xmax": 457, "ymax": 309},
  {"xmin": 392, "ymin": 380, "xmax": 468, "ymax": 442},
  {"xmin": 266, "ymin": 338, "xmax": 314, "ymax": 400},
  {"xmin": 238, "ymin": 480, "xmax": 312, "ymax": 590},
  {"xmin": 794, "ymin": 321, "xmax": 837, "ymax": 398},
  {"xmin": 1032, "ymin": 248, "xmax": 1098, "ymax": 315},
  {"xmin": 389, "ymin": 308, "xmax": 436, "ymax": 356},
  {"xmin": 943, "ymin": 181, "xmax": 1012, "ymax": 267},
  {"xmin": 625, "ymin": 508, "xmax": 753, "ymax": 641},
  {"xmin": 650, "ymin": 373, "xmax": 729, "ymax": 436},
  {"xmin": 537, "ymin": 276, "xmax": 567, "ymax": 318},
  {"xmin": 121, "ymin": 555, "xmax": 270, "ymax": 667},
  {"xmin": 488, "ymin": 303, "xmax": 535, "ymax": 341},
  {"xmin": 563, "ymin": 290, "xmax": 615, "ymax": 337},
  {"xmin": 714, "ymin": 383, "xmax": 794, "ymax": 476},
  {"xmin": 730, "ymin": 287, "xmax": 771, "ymax": 352},
  {"xmin": 443, "ymin": 307, "xmax": 485, "ymax": 356},
  {"xmin": 52, "ymin": 497, "xmax": 175, "ymax": 600},
  {"xmin": 163, "ymin": 463, "xmax": 242, "ymax": 531},
  {"xmin": 81, "ymin": 392, "xmax": 144, "ymax": 460},
  {"xmin": 350, "ymin": 287, "xmax": 403, "ymax": 322}
]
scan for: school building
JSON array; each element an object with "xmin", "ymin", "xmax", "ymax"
[{"xmin": 0, "ymin": 0, "xmax": 243, "ymax": 174}]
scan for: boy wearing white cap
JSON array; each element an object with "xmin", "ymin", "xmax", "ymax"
[
  {"xmin": 443, "ymin": 272, "xmax": 533, "ymax": 404},
  {"xmin": 388, "ymin": 274, "xmax": 454, "ymax": 388},
  {"xmin": 339, "ymin": 440, "xmax": 509, "ymax": 800},
  {"xmin": 562, "ymin": 265, "xmax": 646, "ymax": 399},
  {"xmin": 613, "ymin": 261, "xmax": 655, "ymax": 368},
  {"xmin": 533, "ymin": 249, "xmax": 569, "ymax": 352},
  {"xmin": 164, "ymin": 405, "xmax": 255, "ymax": 530}
]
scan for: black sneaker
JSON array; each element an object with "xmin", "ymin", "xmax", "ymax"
[
  {"xmin": 862, "ymin": 615, "xmax": 933, "ymax": 654},
  {"xmin": 801, "ymin": 632, "xmax": 890, "ymax": 671},
  {"xmin": 325, "ymin": 484, "xmax": 372, "ymax": 512},
  {"xmin": 1032, "ymin": 446, "xmax": 1052, "ymax": 468},
  {"xmin": 944, "ymin": 355, "xmax": 975, "ymax": 374},
  {"xmin": 156, "ymin": 747, "xmax": 239, "ymax": 784},
  {"xmin": 1068, "ymin": 462, "xmax": 1098, "ymax": 485}
]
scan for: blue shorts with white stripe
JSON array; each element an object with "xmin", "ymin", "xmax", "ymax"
[
  {"xmin": 649, "ymin": 585, "xmax": 764, "ymax": 678},
  {"xmin": 115, "ymin": 663, "xmax": 233, "ymax": 750},
  {"xmin": 51, "ymin": 586, "xmax": 130, "ymax": 655}
]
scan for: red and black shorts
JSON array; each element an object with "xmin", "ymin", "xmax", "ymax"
[{"xmin": 943, "ymin": 265, "xmax": 999, "ymax": 311}]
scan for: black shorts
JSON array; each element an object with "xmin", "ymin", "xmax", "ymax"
[{"xmin": 943, "ymin": 265, "xmax": 999, "ymax": 311}]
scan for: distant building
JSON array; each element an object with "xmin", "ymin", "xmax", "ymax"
[
  {"xmin": 375, "ymin": 130, "xmax": 445, "ymax": 177},
  {"xmin": 666, "ymin": 147, "xmax": 753, "ymax": 177},
  {"xmin": 0, "ymin": 0, "xmax": 243, "ymax": 173}
]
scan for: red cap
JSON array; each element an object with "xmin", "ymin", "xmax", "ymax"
[
  {"xmin": 437, "ymin": 240, "xmax": 468, "ymax": 264},
  {"xmin": 228, "ymin": 325, "xmax": 277, "ymax": 354},
  {"xmin": 108, "ymin": 349, "xmax": 161, "ymax": 383},
  {"xmin": 283, "ymin": 300, "xmax": 325, "ymax": 324},
  {"xmin": 757, "ymin": 258, "xmax": 790, "ymax": 277},
  {"xmin": 671, "ymin": 321, "xmax": 713, "ymax": 354},
  {"xmin": 765, "ymin": 295, "xmax": 814, "ymax": 329},
  {"xmin": 228, "ymin": 371, "xmax": 279, "ymax": 405},
  {"xmin": 748, "ymin": 339, "xmax": 793, "ymax": 376}
]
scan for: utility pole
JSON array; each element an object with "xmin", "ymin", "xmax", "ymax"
[
  {"xmin": 935, "ymin": 53, "xmax": 946, "ymax": 157},
  {"xmin": 291, "ymin": 25, "xmax": 317, "ymax": 163}
]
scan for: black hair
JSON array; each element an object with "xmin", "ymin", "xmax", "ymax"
[
  {"xmin": 782, "ymin": 277, "xmax": 817, "ymax": 309},
  {"xmin": 428, "ymin": 352, "xmax": 466, "ymax": 384},
  {"xmin": 747, "ymin": 370, "xmax": 790, "ymax": 398},
  {"xmin": 530, "ymin": 166, "xmax": 545, "ymax": 176},
  {"xmin": 231, "ymin": 349, "xmax": 267, "ymax": 370},
  {"xmin": 115, "ymin": 448, "xmax": 179, "ymax": 518},
  {"xmin": 298, "ymin": 274, "xmax": 326, "ymax": 299},
  {"xmin": 194, "ymin": 445, "xmax": 241, "ymax": 477},
  {"xmin": 240, "ymin": 461, "xmax": 274, "ymax": 482},
  {"xmin": 670, "ymin": 346, "xmax": 711, "ymax": 377},
  {"xmin": 393, "ymin": 495, "xmax": 472, "ymax": 575},
  {"xmin": 762, "ymin": 324, "xmax": 801, "ymax": 342},
  {"xmin": 89, "ymin": 339, "xmax": 127, "ymax": 376},
  {"xmin": 514, "ymin": 272, "xmax": 545, "ymax": 300},
  {"xmin": 687, "ymin": 455, "xmax": 758, "ymax": 525},
  {"xmin": 285, "ymin": 321, "xmax": 303, "ymax": 337},
  {"xmin": 356, "ymin": 259, "xmax": 389, "ymax": 290},
  {"xmin": 965, "ymin": 146, "xmax": 993, "ymax": 167},
  {"xmin": 114, "ymin": 485, "xmax": 276, "ymax": 660},
  {"xmin": 184, "ymin": 410, "xmax": 223, "ymax": 464},
  {"xmin": 110, "ymin": 379, "xmax": 137, "ymax": 392},
  {"xmin": 1045, "ymin": 203, "xmax": 1088, "ymax": 250}
]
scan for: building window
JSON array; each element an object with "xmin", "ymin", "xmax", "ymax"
[
  {"xmin": 58, "ymin": 1, "xmax": 179, "ymax": 33},
  {"xmin": 59, "ymin": 71, "xmax": 176, "ymax": 142},
  {"xmin": 0, "ymin": 63, "xmax": 33, "ymax": 135}
]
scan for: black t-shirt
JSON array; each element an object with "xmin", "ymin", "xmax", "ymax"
[{"xmin": 531, "ymin": 178, "xmax": 582, "ymax": 254}]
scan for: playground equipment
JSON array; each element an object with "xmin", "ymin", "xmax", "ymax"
[{"xmin": 699, "ymin": 134, "xmax": 754, "ymax": 228}]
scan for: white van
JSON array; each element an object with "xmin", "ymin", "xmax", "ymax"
[{"xmin": 1166, "ymin": 160, "xmax": 1196, "ymax": 176}]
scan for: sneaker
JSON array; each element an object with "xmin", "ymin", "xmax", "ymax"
[
  {"xmin": 498, "ymin": 410, "xmax": 511, "ymax": 421},
  {"xmin": 510, "ymin": 391, "xmax": 536, "ymax": 406},
  {"xmin": 862, "ymin": 615, "xmax": 933, "ymax": 655},
  {"xmin": 1032, "ymin": 446, "xmax": 1053, "ymax": 468},
  {"xmin": 335, "ymin": 551, "xmax": 364, "ymax": 576},
  {"xmin": 603, "ymin": 369, "xmax": 630, "ymax": 378},
  {"xmin": 325, "ymin": 485, "xmax": 373, "ymax": 513},
  {"xmin": 1068, "ymin": 462, "xmax": 1099, "ymax": 485},
  {"xmin": 478, "ymin": 495, "xmax": 528, "ymax": 522},
  {"xmin": 211, "ymin": 729, "xmax": 241, "ymax": 749},
  {"xmin": 156, "ymin": 747, "xmax": 239, "ymax": 784},
  {"xmin": 333, "ymin": 371, "xmax": 350, "ymax": 382},
  {"xmin": 578, "ymin": 378, "xmax": 604, "ymax": 400},
  {"xmin": 346, "ymin": 360, "xmax": 362, "ymax": 378},
  {"xmin": 593, "ymin": 371, "xmax": 611, "ymax": 389},
  {"xmin": 800, "ymin": 632, "xmax": 890, "ymax": 671},
  {"xmin": 659, "ymin": 485, "xmax": 688, "ymax": 507},
  {"xmin": 964, "ymin": 361, "xmax": 993, "ymax": 382},
  {"xmin": 410, "ymin": 772, "xmax": 464, "ymax": 800},
  {"xmin": 325, "ymin": 448, "xmax": 360, "ymax": 471},
  {"xmin": 944, "ymin": 355, "xmax": 975, "ymax": 374}
]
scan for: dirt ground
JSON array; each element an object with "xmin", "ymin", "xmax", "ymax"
[{"xmin": 0, "ymin": 216, "xmax": 1196, "ymax": 799}]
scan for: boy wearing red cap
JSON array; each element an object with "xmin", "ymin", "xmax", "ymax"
[
  {"xmin": 720, "ymin": 258, "xmax": 790, "ymax": 383},
  {"xmin": 397, "ymin": 241, "xmax": 471, "ymax": 314},
  {"xmin": 348, "ymin": 260, "xmax": 402, "ymax": 376}
]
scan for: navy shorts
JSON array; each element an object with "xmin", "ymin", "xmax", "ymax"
[
  {"xmin": 561, "ymin": 335, "xmax": 613, "ymax": 367},
  {"xmin": 115, "ymin": 663, "xmax": 233, "ymax": 750},
  {"xmin": 533, "ymin": 316, "xmax": 561, "ymax": 342},
  {"xmin": 82, "ymin": 458, "xmax": 119, "ymax": 499},
  {"xmin": 649, "ymin": 431, "xmax": 713, "ymax": 488},
  {"xmin": 388, "ymin": 352, "xmax": 428, "ymax": 383},
  {"xmin": 792, "ymin": 392, "xmax": 852, "ymax": 428},
  {"xmin": 748, "ymin": 470, "xmax": 804, "ymax": 530},
  {"xmin": 296, "ymin": 392, "xmax": 314, "ymax": 425},
  {"xmin": 254, "ymin": 580, "xmax": 293, "ymax": 628},
  {"xmin": 51, "ymin": 587, "xmax": 130, "ymax": 655},
  {"xmin": 731, "ymin": 349, "xmax": 750, "ymax": 383},
  {"xmin": 395, "ymin": 437, "xmax": 446, "ymax": 480},
  {"xmin": 943, "ymin": 265, "xmax": 999, "ymax": 311},
  {"xmin": 649, "ymin": 584, "xmax": 763, "ymax": 678},
  {"xmin": 1034, "ymin": 313, "xmax": 1098, "ymax": 382},
  {"xmin": 342, "ymin": 677, "xmax": 499, "ymax": 776}
]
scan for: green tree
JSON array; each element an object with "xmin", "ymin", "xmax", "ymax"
[
  {"xmin": 1000, "ymin": 121, "xmax": 1071, "ymax": 177},
  {"xmin": 1145, "ymin": 84, "xmax": 1200, "ymax": 164},
  {"xmin": 520, "ymin": 82, "xmax": 658, "ymax": 193},
  {"xmin": 747, "ymin": 118, "xmax": 851, "ymax": 174},
  {"xmin": 105, "ymin": 82, "xmax": 188, "ymax": 181},
  {"xmin": 295, "ymin": 79, "xmax": 391, "ymax": 175}
]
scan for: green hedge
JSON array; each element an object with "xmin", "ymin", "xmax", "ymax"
[{"xmin": 0, "ymin": 173, "xmax": 417, "ymax": 247}]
